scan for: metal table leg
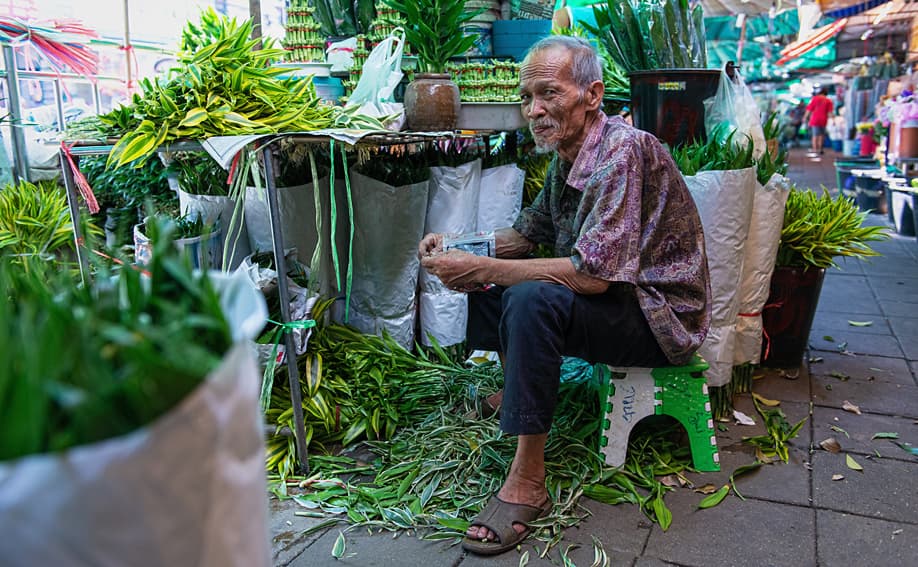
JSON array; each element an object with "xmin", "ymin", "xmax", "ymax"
[
  {"xmin": 261, "ymin": 144, "xmax": 310, "ymax": 475},
  {"xmin": 59, "ymin": 149, "xmax": 90, "ymax": 284}
]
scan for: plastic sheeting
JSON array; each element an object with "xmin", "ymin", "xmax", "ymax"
[
  {"xmin": 244, "ymin": 180, "xmax": 324, "ymax": 261},
  {"xmin": 348, "ymin": 169, "xmax": 429, "ymax": 348},
  {"xmin": 478, "ymin": 163, "xmax": 525, "ymax": 231},
  {"xmin": 734, "ymin": 174, "xmax": 791, "ymax": 365},
  {"xmin": 0, "ymin": 270, "xmax": 270, "ymax": 567},
  {"xmin": 178, "ymin": 189, "xmax": 251, "ymax": 271},
  {"xmin": 419, "ymin": 159, "xmax": 482, "ymax": 346},
  {"xmin": 685, "ymin": 167, "xmax": 756, "ymax": 387}
]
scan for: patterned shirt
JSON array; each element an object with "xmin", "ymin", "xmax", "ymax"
[{"xmin": 514, "ymin": 113, "xmax": 711, "ymax": 364}]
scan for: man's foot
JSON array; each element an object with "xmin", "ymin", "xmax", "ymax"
[
  {"xmin": 465, "ymin": 476, "xmax": 548, "ymax": 543},
  {"xmin": 481, "ymin": 390, "xmax": 503, "ymax": 419}
]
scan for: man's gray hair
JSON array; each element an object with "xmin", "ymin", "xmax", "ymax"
[{"xmin": 523, "ymin": 35, "xmax": 603, "ymax": 91}]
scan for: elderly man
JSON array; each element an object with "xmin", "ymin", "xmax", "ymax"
[{"xmin": 419, "ymin": 35, "xmax": 711, "ymax": 556}]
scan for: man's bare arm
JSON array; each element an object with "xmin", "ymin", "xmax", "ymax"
[{"xmin": 494, "ymin": 227, "xmax": 535, "ymax": 259}]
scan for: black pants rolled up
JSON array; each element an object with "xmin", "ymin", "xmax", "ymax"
[{"xmin": 467, "ymin": 281, "xmax": 669, "ymax": 435}]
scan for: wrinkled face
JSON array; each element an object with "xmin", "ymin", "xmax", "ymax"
[{"xmin": 519, "ymin": 47, "xmax": 591, "ymax": 155}]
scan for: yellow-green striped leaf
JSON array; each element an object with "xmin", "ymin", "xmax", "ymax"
[{"xmin": 178, "ymin": 107, "xmax": 208, "ymax": 128}]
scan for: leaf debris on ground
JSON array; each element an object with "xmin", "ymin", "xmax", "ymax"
[
  {"xmin": 842, "ymin": 401, "xmax": 862, "ymax": 415},
  {"xmin": 846, "ymin": 454, "xmax": 864, "ymax": 472}
]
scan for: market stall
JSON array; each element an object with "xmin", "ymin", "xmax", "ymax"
[{"xmin": 2, "ymin": 1, "xmax": 896, "ymax": 564}]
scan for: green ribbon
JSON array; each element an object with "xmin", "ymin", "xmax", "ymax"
[
  {"xmin": 329, "ymin": 140, "xmax": 341, "ymax": 291},
  {"xmin": 260, "ymin": 318, "xmax": 317, "ymax": 412},
  {"xmin": 340, "ymin": 143, "xmax": 354, "ymax": 324}
]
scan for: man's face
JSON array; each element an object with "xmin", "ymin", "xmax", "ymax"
[{"xmin": 519, "ymin": 47, "xmax": 591, "ymax": 155}]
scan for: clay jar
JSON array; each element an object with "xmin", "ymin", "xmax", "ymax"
[{"xmin": 404, "ymin": 73, "xmax": 460, "ymax": 132}]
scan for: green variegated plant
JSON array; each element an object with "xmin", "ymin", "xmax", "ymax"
[
  {"xmin": 383, "ymin": 0, "xmax": 484, "ymax": 74},
  {"xmin": 99, "ymin": 11, "xmax": 388, "ymax": 168}
]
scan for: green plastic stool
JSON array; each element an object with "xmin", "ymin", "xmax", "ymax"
[{"xmin": 595, "ymin": 355, "xmax": 720, "ymax": 472}]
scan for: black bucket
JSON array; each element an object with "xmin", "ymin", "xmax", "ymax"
[
  {"xmin": 629, "ymin": 69, "xmax": 721, "ymax": 147},
  {"xmin": 853, "ymin": 174, "xmax": 884, "ymax": 213}
]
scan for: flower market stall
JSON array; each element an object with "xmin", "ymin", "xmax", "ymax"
[{"xmin": 2, "ymin": 1, "xmax": 897, "ymax": 564}]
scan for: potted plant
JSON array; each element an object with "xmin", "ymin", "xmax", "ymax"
[
  {"xmin": 761, "ymin": 188, "xmax": 889, "ymax": 368},
  {"xmin": 134, "ymin": 212, "xmax": 223, "ymax": 270},
  {"xmin": 384, "ymin": 0, "xmax": 484, "ymax": 131}
]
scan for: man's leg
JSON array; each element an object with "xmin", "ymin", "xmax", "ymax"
[{"xmin": 466, "ymin": 281, "xmax": 667, "ymax": 542}]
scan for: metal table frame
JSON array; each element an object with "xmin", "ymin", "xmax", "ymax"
[{"xmin": 59, "ymin": 131, "xmax": 476, "ymax": 475}]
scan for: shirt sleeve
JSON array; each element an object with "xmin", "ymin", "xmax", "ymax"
[{"xmin": 571, "ymin": 138, "xmax": 645, "ymax": 284}]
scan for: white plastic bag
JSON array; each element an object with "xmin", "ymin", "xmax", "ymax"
[
  {"xmin": 704, "ymin": 65, "xmax": 767, "ymax": 158},
  {"xmin": 418, "ymin": 158, "xmax": 482, "ymax": 346},
  {"xmin": 326, "ymin": 37, "xmax": 357, "ymax": 72},
  {"xmin": 348, "ymin": 30, "xmax": 405, "ymax": 129},
  {"xmin": 478, "ymin": 164, "xmax": 525, "ymax": 232},
  {"xmin": 734, "ymin": 173, "xmax": 791, "ymax": 364},
  {"xmin": 685, "ymin": 167, "xmax": 756, "ymax": 387},
  {"xmin": 178, "ymin": 189, "xmax": 251, "ymax": 271}
]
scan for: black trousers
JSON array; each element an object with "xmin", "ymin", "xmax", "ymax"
[{"xmin": 467, "ymin": 281, "xmax": 669, "ymax": 435}]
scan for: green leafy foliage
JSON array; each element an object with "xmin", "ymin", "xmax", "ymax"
[
  {"xmin": 354, "ymin": 151, "xmax": 430, "ymax": 186},
  {"xmin": 79, "ymin": 155, "xmax": 173, "ymax": 213},
  {"xmin": 670, "ymin": 126, "xmax": 756, "ymax": 175},
  {"xmin": 166, "ymin": 152, "xmax": 229, "ymax": 197},
  {"xmin": 0, "ymin": 181, "xmax": 100, "ymax": 263},
  {"xmin": 756, "ymin": 144, "xmax": 789, "ymax": 186},
  {"xmin": 99, "ymin": 11, "xmax": 388, "ymax": 168},
  {"xmin": 775, "ymin": 188, "xmax": 890, "ymax": 268},
  {"xmin": 384, "ymin": 0, "xmax": 485, "ymax": 73},
  {"xmin": 583, "ymin": 0, "xmax": 706, "ymax": 74},
  {"xmin": 742, "ymin": 397, "xmax": 807, "ymax": 463},
  {"xmin": 0, "ymin": 216, "xmax": 232, "ymax": 461}
]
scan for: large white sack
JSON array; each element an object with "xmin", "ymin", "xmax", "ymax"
[
  {"xmin": 420, "ymin": 159, "xmax": 482, "ymax": 345},
  {"xmin": 419, "ymin": 290, "xmax": 468, "ymax": 347},
  {"xmin": 478, "ymin": 163, "xmax": 524, "ymax": 231},
  {"xmin": 0, "ymin": 270, "xmax": 269, "ymax": 567},
  {"xmin": 244, "ymin": 180, "xmax": 324, "ymax": 261},
  {"xmin": 349, "ymin": 169, "xmax": 429, "ymax": 323},
  {"xmin": 734, "ymin": 173, "xmax": 791, "ymax": 364},
  {"xmin": 685, "ymin": 167, "xmax": 756, "ymax": 386}
]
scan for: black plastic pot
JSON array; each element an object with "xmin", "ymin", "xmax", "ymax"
[
  {"xmin": 761, "ymin": 266, "xmax": 826, "ymax": 369},
  {"xmin": 890, "ymin": 189, "xmax": 916, "ymax": 237},
  {"xmin": 629, "ymin": 69, "xmax": 721, "ymax": 147},
  {"xmin": 853, "ymin": 174, "xmax": 884, "ymax": 213}
]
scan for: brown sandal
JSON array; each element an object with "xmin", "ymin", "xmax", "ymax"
[{"xmin": 461, "ymin": 495, "xmax": 552, "ymax": 556}]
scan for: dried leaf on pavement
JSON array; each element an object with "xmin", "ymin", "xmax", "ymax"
[
  {"xmin": 733, "ymin": 410, "xmax": 756, "ymax": 426},
  {"xmin": 752, "ymin": 392, "xmax": 781, "ymax": 407},
  {"xmin": 819, "ymin": 437, "xmax": 842, "ymax": 453},
  {"xmin": 832, "ymin": 474, "xmax": 845, "ymax": 481},
  {"xmin": 847, "ymin": 320, "xmax": 873, "ymax": 327},
  {"xmin": 694, "ymin": 484, "xmax": 718, "ymax": 495},
  {"xmin": 842, "ymin": 401, "xmax": 862, "ymax": 415}
]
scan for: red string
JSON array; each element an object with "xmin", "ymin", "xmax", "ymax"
[
  {"xmin": 91, "ymin": 249, "xmax": 151, "ymax": 277},
  {"xmin": 757, "ymin": 301, "xmax": 785, "ymax": 361},
  {"xmin": 61, "ymin": 141, "xmax": 100, "ymax": 214}
]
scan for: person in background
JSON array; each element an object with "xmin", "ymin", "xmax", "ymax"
[
  {"xmin": 804, "ymin": 87, "xmax": 834, "ymax": 155},
  {"xmin": 419, "ymin": 35, "xmax": 711, "ymax": 556}
]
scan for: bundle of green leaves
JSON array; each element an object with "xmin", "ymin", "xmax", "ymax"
[
  {"xmin": 584, "ymin": 0, "xmax": 707, "ymax": 73},
  {"xmin": 775, "ymin": 188, "xmax": 889, "ymax": 269},
  {"xmin": 166, "ymin": 152, "xmax": 229, "ymax": 197},
  {"xmin": 670, "ymin": 126, "xmax": 756, "ymax": 176},
  {"xmin": 0, "ymin": 217, "xmax": 232, "ymax": 461},
  {"xmin": 354, "ymin": 150, "xmax": 430, "ymax": 186},
  {"xmin": 0, "ymin": 180, "xmax": 100, "ymax": 264},
  {"xmin": 99, "ymin": 11, "xmax": 387, "ymax": 168}
]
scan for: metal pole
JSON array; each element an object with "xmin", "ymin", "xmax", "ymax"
[
  {"xmin": 59, "ymin": 149, "xmax": 90, "ymax": 284},
  {"xmin": 261, "ymin": 143, "xmax": 310, "ymax": 475},
  {"xmin": 3, "ymin": 45, "xmax": 30, "ymax": 183},
  {"xmin": 92, "ymin": 82, "xmax": 101, "ymax": 115},
  {"xmin": 122, "ymin": 0, "xmax": 133, "ymax": 93},
  {"xmin": 53, "ymin": 79, "xmax": 65, "ymax": 132},
  {"xmin": 249, "ymin": 0, "xmax": 263, "ymax": 49}
]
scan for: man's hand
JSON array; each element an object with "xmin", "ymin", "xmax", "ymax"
[
  {"xmin": 418, "ymin": 232, "xmax": 444, "ymax": 258},
  {"xmin": 420, "ymin": 249, "xmax": 485, "ymax": 290}
]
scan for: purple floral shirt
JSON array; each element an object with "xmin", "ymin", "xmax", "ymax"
[{"xmin": 514, "ymin": 113, "xmax": 711, "ymax": 364}]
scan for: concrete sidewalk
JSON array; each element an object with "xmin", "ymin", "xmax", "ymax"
[{"xmin": 270, "ymin": 146, "xmax": 918, "ymax": 567}]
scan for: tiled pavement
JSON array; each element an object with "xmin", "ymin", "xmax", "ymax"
[{"xmin": 271, "ymin": 146, "xmax": 918, "ymax": 566}]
